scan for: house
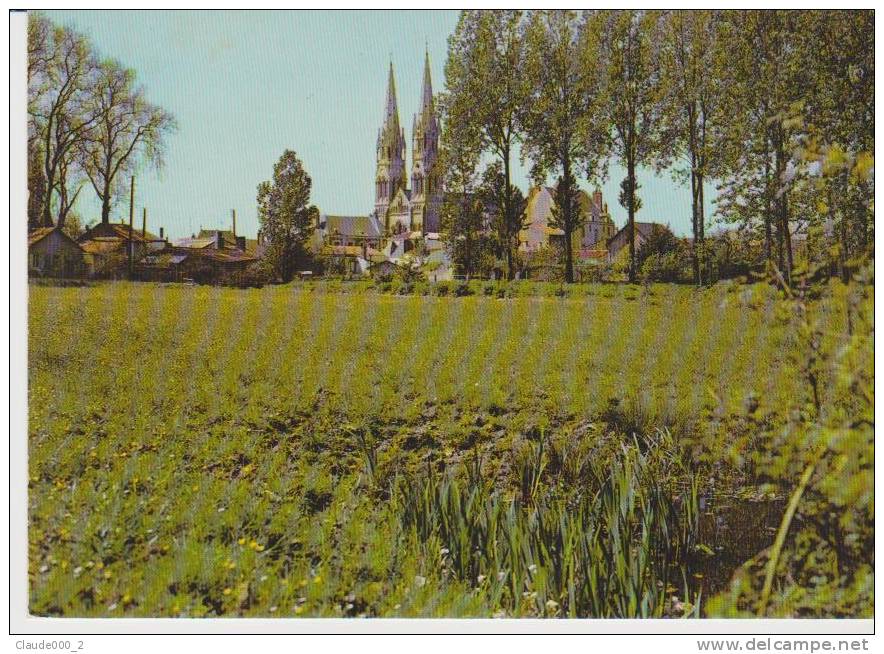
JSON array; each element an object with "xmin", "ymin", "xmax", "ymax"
[
  {"xmin": 79, "ymin": 237, "xmax": 128, "ymax": 278},
  {"xmin": 519, "ymin": 186, "xmax": 615, "ymax": 254},
  {"xmin": 28, "ymin": 227, "xmax": 85, "ymax": 277},
  {"xmin": 317, "ymin": 243, "xmax": 384, "ymax": 277},
  {"xmin": 192, "ymin": 229, "xmax": 257, "ymax": 255},
  {"xmin": 607, "ymin": 222, "xmax": 674, "ymax": 262},
  {"xmin": 135, "ymin": 245, "xmax": 258, "ymax": 283},
  {"xmin": 79, "ymin": 221, "xmax": 167, "ymax": 277},
  {"xmin": 81, "ymin": 221, "xmax": 166, "ymax": 252},
  {"xmin": 383, "ymin": 230, "xmax": 423, "ymax": 262},
  {"xmin": 313, "ymin": 215, "xmax": 385, "ymax": 252},
  {"xmin": 134, "ymin": 227, "xmax": 260, "ymax": 283}
]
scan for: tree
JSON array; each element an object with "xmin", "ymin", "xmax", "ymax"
[
  {"xmin": 788, "ymin": 11, "xmax": 874, "ymax": 279},
  {"xmin": 715, "ymin": 11, "xmax": 809, "ymax": 284},
  {"xmin": 27, "ymin": 15, "xmax": 101, "ymax": 228},
  {"xmin": 256, "ymin": 150, "xmax": 319, "ymax": 282},
  {"xmin": 521, "ymin": 10, "xmax": 608, "ymax": 283},
  {"xmin": 479, "ymin": 162, "xmax": 527, "ymax": 276},
  {"xmin": 439, "ymin": 132, "xmax": 487, "ymax": 279},
  {"xmin": 441, "ymin": 10, "xmax": 528, "ymax": 279},
  {"xmin": 658, "ymin": 10, "xmax": 724, "ymax": 285},
  {"xmin": 27, "ymin": 143, "xmax": 46, "ymax": 230},
  {"xmin": 79, "ymin": 59, "xmax": 176, "ymax": 224},
  {"xmin": 593, "ymin": 10, "xmax": 666, "ymax": 283}
]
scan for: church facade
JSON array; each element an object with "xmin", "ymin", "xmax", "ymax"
[{"xmin": 373, "ymin": 54, "xmax": 442, "ymax": 235}]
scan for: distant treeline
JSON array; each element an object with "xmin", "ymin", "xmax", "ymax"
[{"xmin": 438, "ymin": 10, "xmax": 874, "ymax": 284}]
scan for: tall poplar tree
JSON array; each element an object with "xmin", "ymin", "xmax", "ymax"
[
  {"xmin": 441, "ymin": 10, "xmax": 528, "ymax": 279},
  {"xmin": 593, "ymin": 10, "xmax": 666, "ymax": 283},
  {"xmin": 658, "ymin": 10, "xmax": 724, "ymax": 285},
  {"xmin": 521, "ymin": 10, "xmax": 608, "ymax": 283}
]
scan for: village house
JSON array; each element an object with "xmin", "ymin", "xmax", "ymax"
[
  {"xmin": 131, "ymin": 227, "xmax": 259, "ymax": 283},
  {"xmin": 28, "ymin": 227, "xmax": 85, "ymax": 278},
  {"xmin": 313, "ymin": 215, "xmax": 384, "ymax": 250},
  {"xmin": 519, "ymin": 186, "xmax": 616, "ymax": 256},
  {"xmin": 606, "ymin": 222, "xmax": 674, "ymax": 262},
  {"xmin": 78, "ymin": 221, "xmax": 167, "ymax": 277},
  {"xmin": 135, "ymin": 245, "xmax": 258, "ymax": 283},
  {"xmin": 317, "ymin": 243, "xmax": 386, "ymax": 277}
]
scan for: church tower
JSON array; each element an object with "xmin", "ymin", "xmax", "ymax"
[
  {"xmin": 410, "ymin": 50, "xmax": 441, "ymax": 233},
  {"xmin": 375, "ymin": 63, "xmax": 407, "ymax": 231}
]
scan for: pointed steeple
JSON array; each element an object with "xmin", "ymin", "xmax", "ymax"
[
  {"xmin": 384, "ymin": 61, "xmax": 399, "ymax": 125},
  {"xmin": 420, "ymin": 48, "xmax": 433, "ymax": 114}
]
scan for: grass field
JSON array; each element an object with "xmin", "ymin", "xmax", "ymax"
[{"xmin": 27, "ymin": 279, "xmax": 873, "ymax": 618}]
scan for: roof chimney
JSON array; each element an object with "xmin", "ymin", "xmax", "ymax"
[
  {"xmin": 232, "ymin": 209, "xmax": 237, "ymax": 239},
  {"xmin": 215, "ymin": 230, "xmax": 223, "ymax": 249},
  {"xmin": 159, "ymin": 227, "xmax": 164, "ymax": 240},
  {"xmin": 142, "ymin": 206, "xmax": 147, "ymax": 238}
]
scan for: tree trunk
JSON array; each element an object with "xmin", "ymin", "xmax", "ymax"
[
  {"xmin": 839, "ymin": 178, "xmax": 850, "ymax": 284},
  {"xmin": 774, "ymin": 137, "xmax": 792, "ymax": 285},
  {"xmin": 101, "ymin": 179, "xmax": 112, "ymax": 224},
  {"xmin": 690, "ymin": 166, "xmax": 700, "ymax": 286},
  {"xmin": 503, "ymin": 151, "xmax": 514, "ymax": 280},
  {"xmin": 698, "ymin": 172, "xmax": 706, "ymax": 284},
  {"xmin": 627, "ymin": 157, "xmax": 636, "ymax": 284},
  {"xmin": 563, "ymin": 162, "xmax": 574, "ymax": 284},
  {"xmin": 781, "ymin": 193, "xmax": 793, "ymax": 285},
  {"xmin": 41, "ymin": 114, "xmax": 56, "ymax": 228},
  {"xmin": 763, "ymin": 156, "xmax": 772, "ymax": 264}
]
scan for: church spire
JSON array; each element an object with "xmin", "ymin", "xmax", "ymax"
[
  {"xmin": 384, "ymin": 61, "xmax": 399, "ymax": 126},
  {"xmin": 420, "ymin": 49, "xmax": 433, "ymax": 114}
]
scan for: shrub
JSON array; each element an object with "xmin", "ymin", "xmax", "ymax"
[
  {"xmin": 453, "ymin": 281, "xmax": 473, "ymax": 297},
  {"xmin": 433, "ymin": 281, "xmax": 451, "ymax": 296},
  {"xmin": 577, "ymin": 262, "xmax": 612, "ymax": 283},
  {"xmin": 640, "ymin": 252, "xmax": 688, "ymax": 283},
  {"xmin": 223, "ymin": 262, "xmax": 273, "ymax": 288}
]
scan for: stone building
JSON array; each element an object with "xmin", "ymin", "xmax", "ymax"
[
  {"xmin": 374, "ymin": 54, "xmax": 441, "ymax": 235},
  {"xmin": 519, "ymin": 186, "xmax": 616, "ymax": 254}
]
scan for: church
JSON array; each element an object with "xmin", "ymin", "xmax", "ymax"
[{"xmin": 373, "ymin": 54, "xmax": 442, "ymax": 235}]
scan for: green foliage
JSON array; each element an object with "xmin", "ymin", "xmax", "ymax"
[
  {"xmin": 399, "ymin": 435, "xmax": 701, "ymax": 617},
  {"xmin": 27, "ymin": 272, "xmax": 871, "ymax": 618},
  {"xmin": 256, "ymin": 150, "xmax": 319, "ymax": 283},
  {"xmin": 640, "ymin": 252, "xmax": 687, "ymax": 284},
  {"xmin": 440, "ymin": 10, "xmax": 528, "ymax": 280},
  {"xmin": 707, "ymin": 265, "xmax": 874, "ymax": 617}
]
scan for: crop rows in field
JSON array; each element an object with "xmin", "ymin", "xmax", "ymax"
[{"xmin": 26, "ymin": 281, "xmax": 850, "ymax": 617}]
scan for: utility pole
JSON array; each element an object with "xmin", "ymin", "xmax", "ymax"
[
  {"xmin": 142, "ymin": 206, "xmax": 147, "ymax": 238},
  {"xmin": 128, "ymin": 176, "xmax": 135, "ymax": 278},
  {"xmin": 232, "ymin": 208, "xmax": 237, "ymax": 240}
]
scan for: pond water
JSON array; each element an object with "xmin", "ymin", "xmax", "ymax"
[{"xmin": 690, "ymin": 495, "xmax": 786, "ymax": 595}]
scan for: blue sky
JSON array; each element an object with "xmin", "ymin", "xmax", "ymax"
[{"xmin": 45, "ymin": 9, "xmax": 714, "ymax": 239}]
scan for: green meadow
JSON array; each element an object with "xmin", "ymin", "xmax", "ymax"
[{"xmin": 27, "ymin": 277, "xmax": 873, "ymax": 618}]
